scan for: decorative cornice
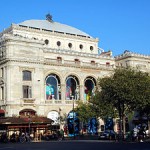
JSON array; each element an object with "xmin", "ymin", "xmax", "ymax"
[
  {"xmin": 3, "ymin": 57, "xmax": 114, "ymax": 71},
  {"xmin": 115, "ymin": 51, "xmax": 150, "ymax": 60},
  {"xmin": 11, "ymin": 24, "xmax": 98, "ymax": 42},
  {"xmin": 1, "ymin": 33, "xmax": 44, "ymax": 46},
  {"xmin": 19, "ymin": 67, "xmax": 35, "ymax": 72},
  {"xmin": 43, "ymin": 48, "xmax": 114, "ymax": 60}
]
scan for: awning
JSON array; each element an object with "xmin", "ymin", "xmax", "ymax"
[
  {"xmin": 0, "ymin": 116, "xmax": 53, "ymax": 124},
  {"xmin": 0, "ymin": 109, "xmax": 5, "ymax": 114}
]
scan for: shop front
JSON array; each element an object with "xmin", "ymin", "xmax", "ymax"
[{"xmin": 0, "ymin": 116, "xmax": 53, "ymax": 140}]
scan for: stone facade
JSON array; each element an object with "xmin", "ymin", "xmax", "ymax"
[
  {"xmin": 0, "ymin": 20, "xmax": 115, "ymax": 119},
  {"xmin": 115, "ymin": 50, "xmax": 150, "ymax": 72},
  {"xmin": 0, "ymin": 19, "xmax": 149, "ymax": 128}
]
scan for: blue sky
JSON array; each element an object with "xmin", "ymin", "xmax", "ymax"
[{"xmin": 0, "ymin": 0, "xmax": 150, "ymax": 56}]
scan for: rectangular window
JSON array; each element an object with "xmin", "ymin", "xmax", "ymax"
[
  {"xmin": 0, "ymin": 68, "xmax": 4, "ymax": 78},
  {"xmin": 23, "ymin": 71, "xmax": 32, "ymax": 81},
  {"xmin": 23, "ymin": 85, "xmax": 32, "ymax": 98},
  {"xmin": 91, "ymin": 60, "xmax": 95, "ymax": 64},
  {"xmin": 0, "ymin": 86, "xmax": 4, "ymax": 100},
  {"xmin": 106, "ymin": 62, "xmax": 110, "ymax": 66}
]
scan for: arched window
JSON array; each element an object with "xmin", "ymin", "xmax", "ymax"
[
  {"xmin": 84, "ymin": 77, "xmax": 96, "ymax": 101},
  {"xmin": 66, "ymin": 75, "xmax": 79, "ymax": 100},
  {"xmin": 23, "ymin": 70, "xmax": 32, "ymax": 81},
  {"xmin": 45, "ymin": 74, "xmax": 61, "ymax": 100}
]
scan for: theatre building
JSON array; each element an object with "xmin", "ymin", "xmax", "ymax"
[{"xmin": 0, "ymin": 15, "xmax": 149, "ymax": 135}]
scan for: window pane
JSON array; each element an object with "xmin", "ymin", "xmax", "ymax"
[
  {"xmin": 84, "ymin": 79, "xmax": 95, "ymax": 101},
  {"xmin": 23, "ymin": 86, "xmax": 27, "ymax": 98},
  {"xmin": 0, "ymin": 68, "xmax": 4, "ymax": 78},
  {"xmin": 23, "ymin": 86, "xmax": 32, "ymax": 98},
  {"xmin": 66, "ymin": 77, "xmax": 76, "ymax": 100},
  {"xmin": 46, "ymin": 75, "xmax": 58, "ymax": 100},
  {"xmin": 0, "ymin": 87, "xmax": 4, "ymax": 100},
  {"xmin": 29, "ymin": 86, "xmax": 32, "ymax": 98},
  {"xmin": 23, "ymin": 71, "xmax": 32, "ymax": 81}
]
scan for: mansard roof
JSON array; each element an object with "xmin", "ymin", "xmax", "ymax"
[{"xmin": 18, "ymin": 19, "xmax": 91, "ymax": 37}]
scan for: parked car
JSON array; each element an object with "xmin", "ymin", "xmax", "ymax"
[{"xmin": 98, "ymin": 130, "xmax": 117, "ymax": 140}]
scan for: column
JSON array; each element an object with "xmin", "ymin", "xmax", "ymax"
[
  {"xmin": 61, "ymin": 84, "xmax": 66, "ymax": 104},
  {"xmin": 79, "ymin": 85, "xmax": 84, "ymax": 102}
]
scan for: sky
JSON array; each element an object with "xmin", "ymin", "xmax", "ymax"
[{"xmin": 0, "ymin": 0, "xmax": 150, "ymax": 56}]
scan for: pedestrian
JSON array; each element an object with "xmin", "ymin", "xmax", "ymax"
[
  {"xmin": 138, "ymin": 127, "xmax": 144, "ymax": 142},
  {"xmin": 132, "ymin": 126, "xmax": 139, "ymax": 142},
  {"xmin": 25, "ymin": 132, "xmax": 30, "ymax": 142},
  {"xmin": 57, "ymin": 129, "xmax": 64, "ymax": 141},
  {"xmin": 60, "ymin": 129, "xmax": 64, "ymax": 140}
]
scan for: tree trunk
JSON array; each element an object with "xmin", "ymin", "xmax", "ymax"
[{"xmin": 122, "ymin": 115, "xmax": 126, "ymax": 139}]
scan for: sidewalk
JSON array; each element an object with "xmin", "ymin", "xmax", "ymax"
[
  {"xmin": 31, "ymin": 134, "xmax": 150, "ymax": 143},
  {"xmin": 33, "ymin": 137, "xmax": 150, "ymax": 143}
]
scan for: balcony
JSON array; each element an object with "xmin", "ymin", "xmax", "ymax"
[
  {"xmin": 44, "ymin": 58, "xmax": 114, "ymax": 70},
  {"xmin": 65, "ymin": 100, "xmax": 78, "ymax": 104},
  {"xmin": 45, "ymin": 100, "xmax": 62, "ymax": 104},
  {"xmin": 45, "ymin": 99, "xmax": 79, "ymax": 105},
  {"xmin": 21, "ymin": 98, "xmax": 35, "ymax": 105}
]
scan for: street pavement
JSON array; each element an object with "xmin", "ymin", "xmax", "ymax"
[{"xmin": 0, "ymin": 140, "xmax": 150, "ymax": 150}]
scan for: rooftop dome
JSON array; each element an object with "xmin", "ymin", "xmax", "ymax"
[{"xmin": 18, "ymin": 19, "xmax": 91, "ymax": 37}]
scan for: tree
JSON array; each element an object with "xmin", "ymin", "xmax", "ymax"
[
  {"xmin": 75, "ymin": 91, "xmax": 117, "ymax": 134},
  {"xmin": 96, "ymin": 68, "xmax": 150, "ymax": 136},
  {"xmin": 75, "ymin": 67, "xmax": 150, "ymax": 136},
  {"xmin": 89, "ymin": 90, "xmax": 117, "ymax": 120},
  {"xmin": 75, "ymin": 101, "xmax": 94, "ymax": 124}
]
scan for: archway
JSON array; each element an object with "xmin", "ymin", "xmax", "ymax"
[
  {"xmin": 84, "ymin": 77, "xmax": 96, "ymax": 101},
  {"xmin": 65, "ymin": 75, "xmax": 79, "ymax": 100},
  {"xmin": 45, "ymin": 74, "xmax": 61, "ymax": 100},
  {"xmin": 19, "ymin": 109, "xmax": 36, "ymax": 117}
]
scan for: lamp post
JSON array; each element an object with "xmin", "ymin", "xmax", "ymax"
[
  {"xmin": 71, "ymin": 95, "xmax": 75, "ymax": 139},
  {"xmin": 28, "ymin": 116, "xmax": 31, "ymax": 136}
]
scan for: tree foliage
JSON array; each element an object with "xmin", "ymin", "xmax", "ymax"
[
  {"xmin": 89, "ymin": 90, "xmax": 117, "ymax": 120},
  {"xmin": 75, "ymin": 67, "xmax": 150, "ymax": 133},
  {"xmin": 74, "ymin": 101, "xmax": 95, "ymax": 124},
  {"xmin": 96, "ymin": 68, "xmax": 150, "ymax": 117}
]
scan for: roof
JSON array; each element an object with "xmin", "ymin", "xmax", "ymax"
[
  {"xmin": 0, "ymin": 117, "xmax": 53, "ymax": 125},
  {"xmin": 18, "ymin": 19, "xmax": 91, "ymax": 37}
]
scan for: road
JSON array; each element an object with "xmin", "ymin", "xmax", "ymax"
[{"xmin": 0, "ymin": 140, "xmax": 150, "ymax": 150}]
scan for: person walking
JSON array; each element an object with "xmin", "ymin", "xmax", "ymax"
[{"xmin": 57, "ymin": 129, "xmax": 64, "ymax": 141}]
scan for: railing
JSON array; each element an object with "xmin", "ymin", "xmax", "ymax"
[
  {"xmin": 21, "ymin": 98, "xmax": 35, "ymax": 104},
  {"xmin": 44, "ymin": 58, "xmax": 114, "ymax": 70},
  {"xmin": 45, "ymin": 100, "xmax": 53, "ymax": 104},
  {"xmin": 45, "ymin": 99, "xmax": 62, "ymax": 104},
  {"xmin": 4, "ymin": 99, "xmax": 79, "ymax": 106},
  {"xmin": 65, "ymin": 100, "xmax": 78, "ymax": 104},
  {"xmin": 45, "ymin": 99, "xmax": 78, "ymax": 105}
]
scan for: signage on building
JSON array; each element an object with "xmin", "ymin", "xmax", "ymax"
[{"xmin": 47, "ymin": 111, "xmax": 59, "ymax": 125}]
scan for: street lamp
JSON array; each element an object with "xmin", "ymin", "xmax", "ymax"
[
  {"xmin": 71, "ymin": 95, "xmax": 75, "ymax": 139},
  {"xmin": 28, "ymin": 116, "xmax": 31, "ymax": 136}
]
